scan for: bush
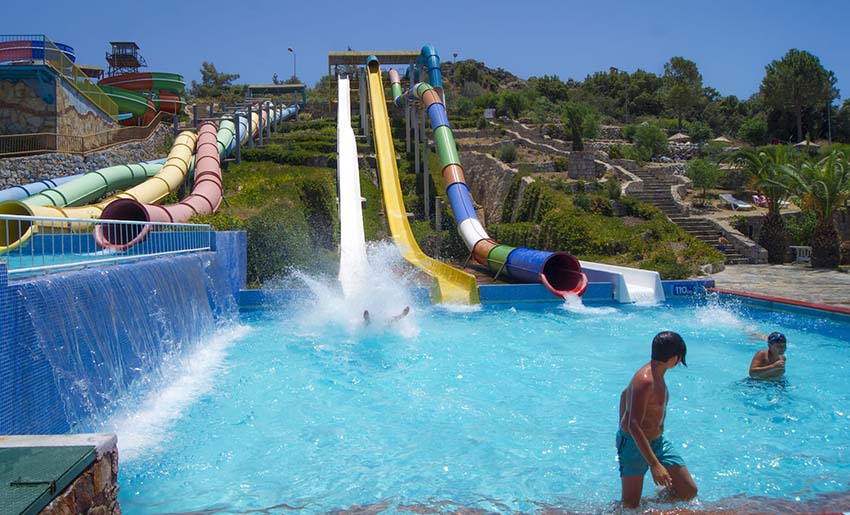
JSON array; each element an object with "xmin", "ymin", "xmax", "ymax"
[
  {"xmin": 191, "ymin": 212, "xmax": 245, "ymax": 230},
  {"xmin": 633, "ymin": 124, "xmax": 668, "ymax": 159},
  {"xmin": 499, "ymin": 143, "xmax": 518, "ymax": 163},
  {"xmin": 785, "ymin": 210, "xmax": 818, "ymax": 246},
  {"xmin": 685, "ymin": 120, "xmax": 712, "ymax": 142},
  {"xmin": 553, "ymin": 157, "xmax": 569, "ymax": 172},
  {"xmin": 738, "ymin": 117, "xmax": 769, "ymax": 146},
  {"xmin": 245, "ymin": 204, "xmax": 314, "ymax": 286},
  {"xmin": 604, "ymin": 177, "xmax": 622, "ymax": 200}
]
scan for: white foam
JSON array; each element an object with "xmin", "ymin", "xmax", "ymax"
[
  {"xmin": 561, "ymin": 294, "xmax": 619, "ymax": 315},
  {"xmin": 101, "ymin": 324, "xmax": 250, "ymax": 461}
]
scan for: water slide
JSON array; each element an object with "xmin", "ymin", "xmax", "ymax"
[
  {"xmin": 95, "ymin": 102, "xmax": 300, "ymax": 248},
  {"xmin": 0, "ymin": 40, "xmax": 76, "ymax": 63},
  {"xmin": 389, "ymin": 52, "xmax": 587, "ymax": 298},
  {"xmin": 0, "ymin": 175, "xmax": 83, "ymax": 203},
  {"xmin": 336, "ymin": 77, "xmax": 370, "ymax": 298},
  {"xmin": 366, "ymin": 56, "xmax": 479, "ymax": 305},
  {"xmin": 98, "ymin": 72, "xmax": 186, "ymax": 122}
]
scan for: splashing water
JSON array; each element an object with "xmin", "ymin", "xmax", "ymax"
[
  {"xmin": 99, "ymin": 324, "xmax": 250, "ymax": 461},
  {"xmin": 291, "ymin": 242, "xmax": 420, "ymax": 337},
  {"xmin": 561, "ymin": 293, "xmax": 619, "ymax": 315}
]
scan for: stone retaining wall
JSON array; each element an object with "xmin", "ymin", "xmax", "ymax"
[
  {"xmin": 459, "ymin": 150, "xmax": 518, "ymax": 224},
  {"xmin": 0, "ymin": 124, "xmax": 172, "ymax": 189}
]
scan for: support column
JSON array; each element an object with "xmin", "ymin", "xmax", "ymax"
[
  {"xmin": 209, "ymin": 103, "xmax": 214, "ymax": 118},
  {"xmin": 192, "ymin": 105, "xmax": 198, "ymax": 128},
  {"xmin": 435, "ymin": 197, "xmax": 443, "ymax": 230},
  {"xmin": 258, "ymin": 103, "xmax": 264, "ymax": 146},
  {"xmin": 405, "ymin": 98, "xmax": 410, "ymax": 153},
  {"xmin": 247, "ymin": 105, "xmax": 254, "ymax": 148},
  {"xmin": 413, "ymin": 107, "xmax": 420, "ymax": 177},
  {"xmin": 423, "ymin": 113, "xmax": 430, "ymax": 220},
  {"xmin": 359, "ymin": 72, "xmax": 367, "ymax": 137},
  {"xmin": 265, "ymin": 102, "xmax": 272, "ymax": 138},
  {"xmin": 233, "ymin": 114, "xmax": 241, "ymax": 165}
]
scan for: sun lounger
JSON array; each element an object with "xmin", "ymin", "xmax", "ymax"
[{"xmin": 719, "ymin": 193, "xmax": 753, "ymax": 211}]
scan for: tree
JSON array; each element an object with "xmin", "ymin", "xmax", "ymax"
[
  {"xmin": 532, "ymin": 96, "xmax": 557, "ymax": 133},
  {"xmin": 687, "ymin": 158, "xmax": 722, "ymax": 205},
  {"xmin": 562, "ymin": 101, "xmax": 599, "ymax": 151},
  {"xmin": 190, "ymin": 61, "xmax": 240, "ymax": 99},
  {"xmin": 733, "ymin": 146, "xmax": 796, "ymax": 263},
  {"xmin": 497, "ymin": 91, "xmax": 524, "ymax": 118},
  {"xmin": 528, "ymin": 75, "xmax": 570, "ymax": 104},
  {"xmin": 662, "ymin": 57, "xmax": 703, "ymax": 130},
  {"xmin": 785, "ymin": 150, "xmax": 850, "ymax": 268},
  {"xmin": 760, "ymin": 49, "xmax": 838, "ymax": 143},
  {"xmin": 285, "ymin": 75, "xmax": 301, "ymax": 85},
  {"xmin": 738, "ymin": 118, "xmax": 769, "ymax": 146},
  {"xmin": 685, "ymin": 121, "xmax": 712, "ymax": 143}
]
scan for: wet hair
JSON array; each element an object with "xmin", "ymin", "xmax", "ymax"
[
  {"xmin": 651, "ymin": 331, "xmax": 687, "ymax": 367},
  {"xmin": 767, "ymin": 332, "xmax": 786, "ymax": 345}
]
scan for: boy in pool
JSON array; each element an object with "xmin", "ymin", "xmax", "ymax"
[
  {"xmin": 749, "ymin": 331, "xmax": 787, "ymax": 380},
  {"xmin": 617, "ymin": 331, "xmax": 698, "ymax": 508}
]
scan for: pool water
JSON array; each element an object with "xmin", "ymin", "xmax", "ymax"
[{"xmin": 111, "ymin": 296, "xmax": 850, "ymax": 514}]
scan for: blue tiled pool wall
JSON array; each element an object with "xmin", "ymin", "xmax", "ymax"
[{"xmin": 0, "ymin": 231, "xmax": 246, "ymax": 435}]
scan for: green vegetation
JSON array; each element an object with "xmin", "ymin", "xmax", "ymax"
[
  {"xmin": 687, "ymin": 158, "xmax": 722, "ymax": 206},
  {"xmin": 662, "ymin": 57, "xmax": 703, "ymax": 130}
]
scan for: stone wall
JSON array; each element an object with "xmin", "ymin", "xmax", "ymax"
[
  {"xmin": 598, "ymin": 125, "xmax": 624, "ymax": 140},
  {"xmin": 0, "ymin": 76, "xmax": 57, "ymax": 135},
  {"xmin": 459, "ymin": 150, "xmax": 517, "ymax": 224},
  {"xmin": 568, "ymin": 151, "xmax": 605, "ymax": 180},
  {"xmin": 56, "ymin": 79, "xmax": 115, "ymax": 145},
  {"xmin": 0, "ymin": 124, "xmax": 172, "ymax": 189}
]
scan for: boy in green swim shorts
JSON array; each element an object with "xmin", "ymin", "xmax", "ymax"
[{"xmin": 617, "ymin": 331, "xmax": 698, "ymax": 508}]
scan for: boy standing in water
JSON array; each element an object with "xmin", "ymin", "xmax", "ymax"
[
  {"xmin": 749, "ymin": 332, "xmax": 787, "ymax": 380},
  {"xmin": 617, "ymin": 331, "xmax": 698, "ymax": 508}
]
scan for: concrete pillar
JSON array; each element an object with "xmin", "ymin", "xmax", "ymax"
[
  {"xmin": 258, "ymin": 103, "xmax": 264, "ymax": 146},
  {"xmin": 359, "ymin": 72, "xmax": 367, "ymax": 137},
  {"xmin": 233, "ymin": 114, "xmax": 241, "ymax": 165},
  {"xmin": 192, "ymin": 105, "xmax": 198, "ymax": 128},
  {"xmin": 435, "ymin": 197, "xmax": 443, "ymax": 230},
  {"xmin": 423, "ymin": 113, "xmax": 430, "ymax": 220},
  {"xmin": 413, "ymin": 108, "xmax": 420, "ymax": 177},
  {"xmin": 247, "ymin": 105, "xmax": 254, "ymax": 148},
  {"xmin": 405, "ymin": 99, "xmax": 410, "ymax": 152},
  {"xmin": 209, "ymin": 103, "xmax": 214, "ymax": 118}
]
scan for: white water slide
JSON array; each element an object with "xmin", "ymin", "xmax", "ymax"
[
  {"xmin": 580, "ymin": 261, "xmax": 665, "ymax": 304},
  {"xmin": 336, "ymin": 77, "xmax": 370, "ymax": 297}
]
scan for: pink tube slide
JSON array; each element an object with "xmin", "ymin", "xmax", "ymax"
[{"xmin": 94, "ymin": 121, "xmax": 222, "ymax": 249}]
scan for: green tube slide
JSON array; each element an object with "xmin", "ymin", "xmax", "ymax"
[
  {"xmin": 433, "ymin": 125, "xmax": 460, "ymax": 167},
  {"xmin": 487, "ymin": 244, "xmax": 515, "ymax": 274},
  {"xmin": 23, "ymin": 162, "xmax": 164, "ymax": 208},
  {"xmin": 99, "ymin": 84, "xmax": 151, "ymax": 117}
]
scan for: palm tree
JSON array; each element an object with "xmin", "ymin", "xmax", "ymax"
[
  {"xmin": 733, "ymin": 146, "xmax": 796, "ymax": 264},
  {"xmin": 784, "ymin": 150, "xmax": 850, "ymax": 268}
]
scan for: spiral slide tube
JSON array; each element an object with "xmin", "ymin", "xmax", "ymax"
[
  {"xmin": 96, "ymin": 102, "xmax": 296, "ymax": 249},
  {"xmin": 366, "ymin": 56, "xmax": 479, "ymax": 304},
  {"xmin": 95, "ymin": 122, "xmax": 222, "ymax": 249},
  {"xmin": 390, "ymin": 66, "xmax": 588, "ymax": 298},
  {"xmin": 336, "ymin": 77, "xmax": 369, "ymax": 298},
  {"xmin": 0, "ymin": 132, "xmax": 197, "ymax": 252}
]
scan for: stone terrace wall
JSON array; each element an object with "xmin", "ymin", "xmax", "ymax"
[
  {"xmin": 459, "ymin": 150, "xmax": 518, "ymax": 224},
  {"xmin": 0, "ymin": 124, "xmax": 171, "ymax": 189},
  {"xmin": 0, "ymin": 77, "xmax": 57, "ymax": 135}
]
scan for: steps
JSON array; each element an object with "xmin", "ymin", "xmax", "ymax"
[{"xmin": 628, "ymin": 170, "xmax": 748, "ymax": 264}]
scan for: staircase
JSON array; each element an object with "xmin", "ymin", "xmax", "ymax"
[{"xmin": 627, "ymin": 170, "xmax": 748, "ymax": 264}]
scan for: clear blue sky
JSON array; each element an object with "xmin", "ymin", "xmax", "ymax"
[{"xmin": 3, "ymin": 0, "xmax": 847, "ymax": 102}]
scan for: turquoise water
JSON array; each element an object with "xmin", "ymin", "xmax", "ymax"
[{"xmin": 113, "ymin": 296, "xmax": 850, "ymax": 514}]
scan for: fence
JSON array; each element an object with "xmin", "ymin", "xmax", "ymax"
[
  {"xmin": 0, "ymin": 214, "xmax": 211, "ymax": 278},
  {"xmin": 0, "ymin": 112, "xmax": 165, "ymax": 157}
]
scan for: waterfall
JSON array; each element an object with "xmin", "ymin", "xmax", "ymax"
[{"xmin": 16, "ymin": 254, "xmax": 237, "ymax": 431}]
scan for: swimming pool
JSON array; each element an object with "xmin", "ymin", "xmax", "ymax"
[{"xmin": 109, "ymin": 295, "xmax": 850, "ymax": 514}]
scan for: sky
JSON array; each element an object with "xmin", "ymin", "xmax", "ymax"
[{"xmin": 3, "ymin": 0, "xmax": 848, "ymax": 102}]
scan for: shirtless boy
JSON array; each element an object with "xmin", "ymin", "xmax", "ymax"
[
  {"xmin": 617, "ymin": 331, "xmax": 698, "ymax": 508},
  {"xmin": 749, "ymin": 331, "xmax": 787, "ymax": 380}
]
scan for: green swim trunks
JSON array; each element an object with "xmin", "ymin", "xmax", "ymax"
[{"xmin": 616, "ymin": 429, "xmax": 686, "ymax": 477}]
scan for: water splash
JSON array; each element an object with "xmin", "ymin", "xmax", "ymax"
[
  {"xmin": 100, "ymin": 324, "xmax": 250, "ymax": 461},
  {"xmin": 561, "ymin": 294, "xmax": 619, "ymax": 315},
  {"xmin": 292, "ymin": 242, "xmax": 420, "ymax": 337}
]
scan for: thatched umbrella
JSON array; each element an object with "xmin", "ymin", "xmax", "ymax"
[{"xmin": 668, "ymin": 132, "xmax": 691, "ymax": 143}]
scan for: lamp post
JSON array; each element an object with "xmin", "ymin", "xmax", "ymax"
[{"xmin": 287, "ymin": 47, "xmax": 297, "ymax": 81}]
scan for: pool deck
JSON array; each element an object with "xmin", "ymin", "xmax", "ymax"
[{"xmin": 707, "ymin": 264, "xmax": 850, "ymax": 310}]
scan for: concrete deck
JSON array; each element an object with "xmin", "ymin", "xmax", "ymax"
[{"xmin": 707, "ymin": 264, "xmax": 850, "ymax": 309}]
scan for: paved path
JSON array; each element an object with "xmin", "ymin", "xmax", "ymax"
[{"xmin": 707, "ymin": 264, "xmax": 850, "ymax": 309}]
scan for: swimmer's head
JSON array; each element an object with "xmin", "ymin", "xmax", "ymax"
[{"xmin": 651, "ymin": 331, "xmax": 687, "ymax": 367}]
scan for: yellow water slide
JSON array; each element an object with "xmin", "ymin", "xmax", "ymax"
[{"xmin": 365, "ymin": 56, "xmax": 479, "ymax": 304}]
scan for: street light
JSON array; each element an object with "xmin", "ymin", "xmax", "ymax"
[{"xmin": 287, "ymin": 47, "xmax": 297, "ymax": 81}]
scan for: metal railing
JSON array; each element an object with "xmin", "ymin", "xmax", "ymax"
[
  {"xmin": 0, "ymin": 214, "xmax": 211, "ymax": 278},
  {"xmin": 0, "ymin": 112, "xmax": 165, "ymax": 157}
]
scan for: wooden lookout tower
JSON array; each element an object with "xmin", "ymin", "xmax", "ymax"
[{"xmin": 105, "ymin": 41, "xmax": 147, "ymax": 76}]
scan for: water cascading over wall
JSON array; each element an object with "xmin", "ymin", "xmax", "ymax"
[{"xmin": 0, "ymin": 237, "xmax": 243, "ymax": 435}]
